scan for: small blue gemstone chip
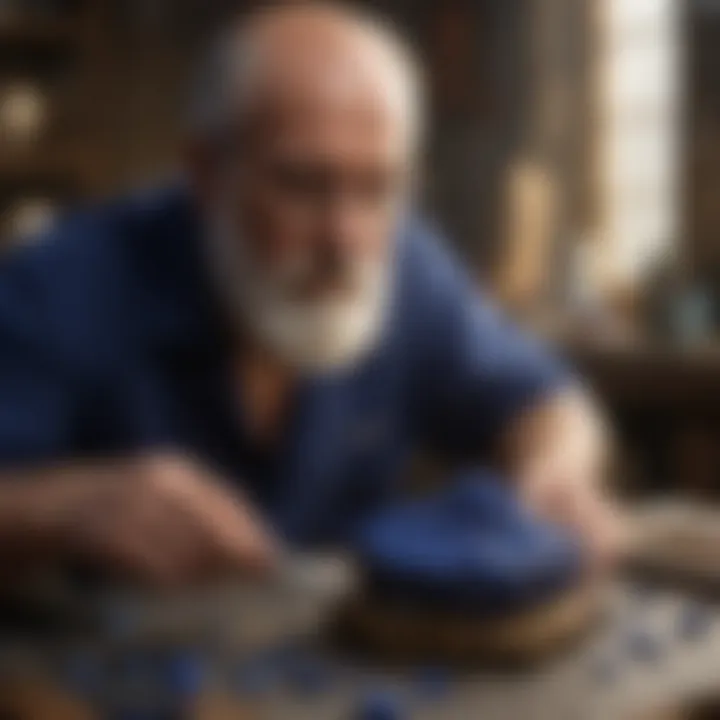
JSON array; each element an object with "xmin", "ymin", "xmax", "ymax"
[{"xmin": 356, "ymin": 689, "xmax": 406, "ymax": 720}]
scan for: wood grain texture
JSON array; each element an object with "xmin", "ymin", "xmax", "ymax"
[{"xmin": 338, "ymin": 579, "xmax": 601, "ymax": 666}]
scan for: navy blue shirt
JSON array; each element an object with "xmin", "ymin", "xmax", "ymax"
[{"xmin": 0, "ymin": 186, "xmax": 568, "ymax": 544}]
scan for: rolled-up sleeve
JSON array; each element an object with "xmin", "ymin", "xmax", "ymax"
[{"xmin": 406, "ymin": 222, "xmax": 573, "ymax": 458}]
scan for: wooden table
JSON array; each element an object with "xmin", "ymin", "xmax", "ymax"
[{"xmin": 0, "ymin": 553, "xmax": 719, "ymax": 720}]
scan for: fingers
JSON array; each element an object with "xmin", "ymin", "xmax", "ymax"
[
  {"xmin": 172, "ymin": 474, "xmax": 279, "ymax": 576},
  {"xmin": 68, "ymin": 455, "xmax": 281, "ymax": 588},
  {"xmin": 519, "ymin": 462, "xmax": 622, "ymax": 573},
  {"xmin": 74, "ymin": 494, "xmax": 196, "ymax": 587},
  {"xmin": 149, "ymin": 461, "xmax": 280, "ymax": 577}
]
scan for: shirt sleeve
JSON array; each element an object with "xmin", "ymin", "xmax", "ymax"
[
  {"xmin": 406, "ymin": 221, "xmax": 573, "ymax": 459},
  {"xmin": 0, "ymin": 250, "xmax": 76, "ymax": 466}
]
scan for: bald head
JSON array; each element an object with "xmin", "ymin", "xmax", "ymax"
[
  {"xmin": 188, "ymin": 3, "xmax": 423, "ymax": 374},
  {"xmin": 190, "ymin": 2, "xmax": 423, "ymax": 152}
]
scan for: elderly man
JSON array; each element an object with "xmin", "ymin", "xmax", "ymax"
[{"xmin": 0, "ymin": 3, "xmax": 613, "ymax": 586}]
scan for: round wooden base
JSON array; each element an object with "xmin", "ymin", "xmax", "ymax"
[{"xmin": 338, "ymin": 581, "xmax": 600, "ymax": 667}]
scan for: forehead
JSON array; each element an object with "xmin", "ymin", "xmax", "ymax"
[
  {"xmin": 256, "ymin": 77, "xmax": 408, "ymax": 162},
  {"xmin": 232, "ymin": 23, "xmax": 416, "ymax": 162}
]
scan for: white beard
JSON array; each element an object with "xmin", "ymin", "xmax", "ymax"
[{"xmin": 207, "ymin": 222, "xmax": 391, "ymax": 375}]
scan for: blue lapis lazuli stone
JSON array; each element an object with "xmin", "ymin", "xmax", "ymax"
[{"xmin": 354, "ymin": 469, "xmax": 583, "ymax": 613}]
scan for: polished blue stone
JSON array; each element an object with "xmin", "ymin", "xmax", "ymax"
[{"xmin": 354, "ymin": 470, "xmax": 583, "ymax": 612}]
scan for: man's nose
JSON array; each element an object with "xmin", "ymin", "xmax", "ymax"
[{"xmin": 320, "ymin": 195, "xmax": 367, "ymax": 255}]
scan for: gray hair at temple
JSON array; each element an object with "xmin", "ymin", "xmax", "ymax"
[{"xmin": 186, "ymin": 1, "xmax": 425, "ymax": 153}]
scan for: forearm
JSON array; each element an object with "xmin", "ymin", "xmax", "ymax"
[
  {"xmin": 495, "ymin": 388, "xmax": 624, "ymax": 567},
  {"xmin": 496, "ymin": 388, "xmax": 610, "ymax": 491},
  {"xmin": 0, "ymin": 454, "xmax": 277, "ymax": 587}
]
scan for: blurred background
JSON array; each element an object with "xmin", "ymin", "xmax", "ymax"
[{"xmin": 0, "ymin": 0, "xmax": 715, "ymax": 499}]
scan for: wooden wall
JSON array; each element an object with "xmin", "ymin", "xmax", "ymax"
[
  {"xmin": 83, "ymin": 0, "xmax": 536, "ymax": 271},
  {"xmin": 0, "ymin": 0, "xmax": 591, "ymax": 283}
]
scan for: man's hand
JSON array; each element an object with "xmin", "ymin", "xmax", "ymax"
[
  {"xmin": 0, "ymin": 453, "xmax": 278, "ymax": 587},
  {"xmin": 518, "ymin": 450, "xmax": 625, "ymax": 572},
  {"xmin": 499, "ymin": 390, "xmax": 625, "ymax": 571}
]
